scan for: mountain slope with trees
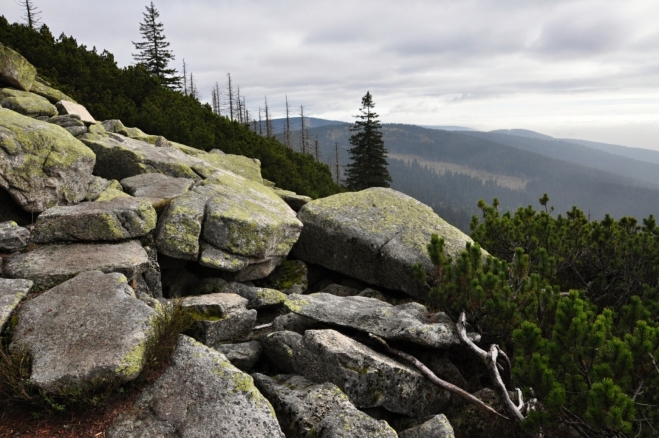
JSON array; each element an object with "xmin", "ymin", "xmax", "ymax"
[{"xmin": 0, "ymin": 16, "xmax": 340, "ymax": 199}]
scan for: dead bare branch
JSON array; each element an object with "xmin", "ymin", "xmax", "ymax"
[{"xmin": 368, "ymin": 333, "xmax": 509, "ymax": 420}]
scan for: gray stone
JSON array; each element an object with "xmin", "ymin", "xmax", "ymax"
[
  {"xmin": 321, "ymin": 283, "xmax": 360, "ymax": 297},
  {"xmin": 199, "ymin": 242, "xmax": 250, "ymax": 271},
  {"xmin": 273, "ymin": 188, "xmax": 312, "ymax": 212},
  {"xmin": 214, "ymin": 341, "xmax": 262, "ymax": 371},
  {"xmin": 0, "ymin": 278, "xmax": 32, "ymax": 333},
  {"xmin": 0, "ymin": 44, "xmax": 36, "ymax": 91},
  {"xmin": 0, "ymin": 220, "xmax": 30, "ymax": 252},
  {"xmin": 357, "ymin": 288, "xmax": 388, "ymax": 301},
  {"xmin": 0, "ymin": 109, "xmax": 96, "ymax": 213},
  {"xmin": 120, "ymin": 172, "xmax": 193, "ymax": 203},
  {"xmin": 232, "ymin": 255, "xmax": 284, "ymax": 282},
  {"xmin": 32, "ymin": 198, "xmax": 157, "ymax": 243},
  {"xmin": 261, "ymin": 331, "xmax": 304, "ymax": 374},
  {"xmin": 181, "ymin": 293, "xmax": 257, "ymax": 345},
  {"xmin": 224, "ymin": 282, "xmax": 287, "ymax": 309},
  {"xmin": 4, "ymin": 240, "xmax": 151, "ymax": 291},
  {"xmin": 272, "ymin": 312, "xmax": 319, "ymax": 334},
  {"xmin": 260, "ymin": 260, "xmax": 308, "ymax": 295},
  {"xmin": 84, "ymin": 176, "xmax": 113, "ymax": 201},
  {"xmin": 285, "ymin": 293, "xmax": 473, "ymax": 348},
  {"xmin": 292, "ymin": 188, "xmax": 481, "ymax": 300},
  {"xmin": 155, "ymin": 189, "xmax": 206, "ymax": 261},
  {"xmin": 11, "ymin": 271, "xmax": 155, "ymax": 392},
  {"xmin": 55, "ymin": 100, "xmax": 96, "ymax": 124},
  {"xmin": 106, "ymin": 335, "xmax": 284, "ymax": 438},
  {"xmin": 1, "ymin": 93, "xmax": 58, "ymax": 117},
  {"xmin": 253, "ymin": 373, "xmax": 397, "ymax": 438},
  {"xmin": 266, "ymin": 329, "xmax": 451, "ymax": 417},
  {"xmin": 29, "ymin": 81, "xmax": 75, "ymax": 104},
  {"xmin": 48, "ymin": 114, "xmax": 84, "ymax": 128},
  {"xmin": 399, "ymin": 414, "xmax": 455, "ymax": 438},
  {"xmin": 172, "ymin": 142, "xmax": 264, "ymax": 184},
  {"xmin": 101, "ymin": 119, "xmax": 128, "ymax": 136}
]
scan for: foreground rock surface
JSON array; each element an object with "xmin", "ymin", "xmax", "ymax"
[
  {"xmin": 0, "ymin": 220, "xmax": 30, "ymax": 252},
  {"xmin": 215, "ymin": 341, "xmax": 262, "ymax": 371},
  {"xmin": 292, "ymin": 187, "xmax": 478, "ymax": 300},
  {"xmin": 0, "ymin": 278, "xmax": 32, "ymax": 332},
  {"xmin": 107, "ymin": 335, "xmax": 284, "ymax": 438},
  {"xmin": 4, "ymin": 240, "xmax": 151, "ymax": 291},
  {"xmin": 286, "ymin": 293, "xmax": 465, "ymax": 348},
  {"xmin": 181, "ymin": 293, "xmax": 257, "ymax": 345},
  {"xmin": 262, "ymin": 329, "xmax": 451, "ymax": 417},
  {"xmin": 32, "ymin": 197, "xmax": 157, "ymax": 243},
  {"xmin": 253, "ymin": 373, "xmax": 397, "ymax": 438},
  {"xmin": 0, "ymin": 109, "xmax": 96, "ymax": 212},
  {"xmin": 399, "ymin": 414, "xmax": 455, "ymax": 438},
  {"xmin": 11, "ymin": 271, "xmax": 155, "ymax": 392}
]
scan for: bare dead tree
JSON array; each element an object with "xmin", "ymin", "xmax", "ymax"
[
  {"xmin": 264, "ymin": 96, "xmax": 274, "ymax": 138},
  {"xmin": 182, "ymin": 59, "xmax": 188, "ymax": 96},
  {"xmin": 299, "ymin": 105, "xmax": 308, "ymax": 154},
  {"xmin": 368, "ymin": 334, "xmax": 508, "ymax": 420},
  {"xmin": 188, "ymin": 72, "xmax": 199, "ymax": 100},
  {"xmin": 314, "ymin": 136, "xmax": 319, "ymax": 161},
  {"xmin": 16, "ymin": 0, "xmax": 41, "ymax": 29},
  {"xmin": 258, "ymin": 107, "xmax": 263, "ymax": 136},
  {"xmin": 335, "ymin": 142, "xmax": 340, "ymax": 185},
  {"xmin": 284, "ymin": 96, "xmax": 292, "ymax": 149},
  {"xmin": 211, "ymin": 82, "xmax": 221, "ymax": 116},
  {"xmin": 226, "ymin": 73, "xmax": 234, "ymax": 120},
  {"xmin": 236, "ymin": 86, "xmax": 244, "ymax": 123}
]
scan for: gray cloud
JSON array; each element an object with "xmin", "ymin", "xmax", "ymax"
[{"xmin": 2, "ymin": 0, "xmax": 658, "ymax": 149}]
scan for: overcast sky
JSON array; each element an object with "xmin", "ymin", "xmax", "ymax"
[{"xmin": 3, "ymin": 0, "xmax": 659, "ymax": 150}]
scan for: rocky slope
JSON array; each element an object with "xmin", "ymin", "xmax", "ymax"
[{"xmin": 0, "ymin": 45, "xmax": 500, "ymax": 437}]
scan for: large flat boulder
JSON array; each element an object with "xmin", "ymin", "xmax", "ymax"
[
  {"xmin": 292, "ymin": 188, "xmax": 478, "ymax": 300},
  {"xmin": 107, "ymin": 335, "xmax": 284, "ymax": 438},
  {"xmin": 0, "ymin": 220, "xmax": 30, "ymax": 252},
  {"xmin": 120, "ymin": 172, "xmax": 193, "ymax": 203},
  {"xmin": 262, "ymin": 329, "xmax": 451, "ymax": 417},
  {"xmin": 30, "ymin": 81, "xmax": 75, "ymax": 104},
  {"xmin": 56, "ymin": 100, "xmax": 95, "ymax": 124},
  {"xmin": 0, "ymin": 278, "xmax": 32, "ymax": 333},
  {"xmin": 10, "ymin": 271, "xmax": 155, "ymax": 392},
  {"xmin": 253, "ymin": 373, "xmax": 397, "ymax": 438},
  {"xmin": 32, "ymin": 197, "xmax": 157, "ymax": 243},
  {"xmin": 4, "ymin": 240, "xmax": 151, "ymax": 291},
  {"xmin": 285, "ymin": 293, "xmax": 469, "ymax": 348},
  {"xmin": 0, "ymin": 109, "xmax": 96, "ymax": 213},
  {"xmin": 1, "ymin": 91, "xmax": 58, "ymax": 117},
  {"xmin": 171, "ymin": 142, "xmax": 264, "ymax": 184},
  {"xmin": 0, "ymin": 44, "xmax": 36, "ymax": 91}
]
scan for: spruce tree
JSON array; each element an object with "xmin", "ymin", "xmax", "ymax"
[
  {"xmin": 132, "ymin": 2, "xmax": 181, "ymax": 89},
  {"xmin": 345, "ymin": 91, "xmax": 391, "ymax": 190}
]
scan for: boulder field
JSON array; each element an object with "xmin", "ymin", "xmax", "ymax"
[{"xmin": 0, "ymin": 46, "xmax": 497, "ymax": 437}]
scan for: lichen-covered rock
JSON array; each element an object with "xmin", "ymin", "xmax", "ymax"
[
  {"xmin": 260, "ymin": 260, "xmax": 308, "ymax": 295},
  {"xmin": 0, "ymin": 44, "xmax": 36, "ymax": 91},
  {"xmin": 29, "ymin": 81, "xmax": 75, "ymax": 104},
  {"xmin": 48, "ymin": 114, "xmax": 87, "ymax": 137},
  {"xmin": 224, "ymin": 282, "xmax": 287, "ymax": 309},
  {"xmin": 1, "ymin": 92, "xmax": 58, "ymax": 117},
  {"xmin": 272, "ymin": 312, "xmax": 319, "ymax": 334},
  {"xmin": 106, "ymin": 335, "xmax": 284, "ymax": 438},
  {"xmin": 4, "ymin": 240, "xmax": 151, "ymax": 291},
  {"xmin": 285, "ymin": 293, "xmax": 471, "ymax": 348},
  {"xmin": 11, "ymin": 271, "xmax": 155, "ymax": 392},
  {"xmin": 399, "ymin": 414, "xmax": 455, "ymax": 438},
  {"xmin": 55, "ymin": 100, "xmax": 95, "ymax": 124},
  {"xmin": 253, "ymin": 373, "xmax": 397, "ymax": 438},
  {"xmin": 32, "ymin": 197, "xmax": 157, "ymax": 243},
  {"xmin": 156, "ymin": 170, "xmax": 302, "ymax": 280},
  {"xmin": 321, "ymin": 283, "xmax": 360, "ymax": 297},
  {"xmin": 0, "ymin": 220, "xmax": 30, "ymax": 252},
  {"xmin": 172, "ymin": 142, "xmax": 264, "ymax": 184},
  {"xmin": 120, "ymin": 172, "xmax": 193, "ymax": 203},
  {"xmin": 0, "ymin": 278, "xmax": 32, "ymax": 333},
  {"xmin": 261, "ymin": 330, "xmax": 305, "ymax": 374},
  {"xmin": 125, "ymin": 126, "xmax": 159, "ymax": 144},
  {"xmin": 0, "ymin": 109, "xmax": 96, "ymax": 213},
  {"xmin": 79, "ymin": 132, "xmax": 215, "ymax": 181},
  {"xmin": 274, "ymin": 188, "xmax": 312, "ymax": 212},
  {"xmin": 182, "ymin": 293, "xmax": 257, "ymax": 345},
  {"xmin": 101, "ymin": 119, "xmax": 128, "ymax": 136},
  {"xmin": 266, "ymin": 329, "xmax": 451, "ymax": 417},
  {"xmin": 292, "ymin": 188, "xmax": 480, "ymax": 300},
  {"xmin": 215, "ymin": 341, "xmax": 262, "ymax": 371}
]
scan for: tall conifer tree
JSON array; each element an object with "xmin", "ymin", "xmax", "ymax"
[
  {"xmin": 132, "ymin": 2, "xmax": 181, "ymax": 88},
  {"xmin": 345, "ymin": 91, "xmax": 391, "ymax": 190}
]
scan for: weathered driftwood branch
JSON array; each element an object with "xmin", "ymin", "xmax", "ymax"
[
  {"xmin": 456, "ymin": 312, "xmax": 527, "ymax": 423},
  {"xmin": 368, "ymin": 333, "xmax": 509, "ymax": 420}
]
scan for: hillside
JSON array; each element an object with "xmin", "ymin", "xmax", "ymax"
[
  {"xmin": 0, "ymin": 16, "xmax": 340, "ymax": 199},
  {"xmin": 282, "ymin": 123, "xmax": 659, "ymax": 230}
]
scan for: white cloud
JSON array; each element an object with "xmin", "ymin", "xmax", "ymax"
[{"xmin": 2, "ymin": 0, "xmax": 658, "ymax": 149}]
